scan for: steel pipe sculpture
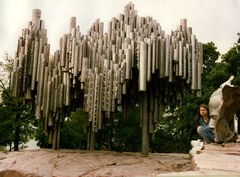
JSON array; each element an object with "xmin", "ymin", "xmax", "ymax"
[{"xmin": 9, "ymin": 3, "xmax": 203, "ymax": 154}]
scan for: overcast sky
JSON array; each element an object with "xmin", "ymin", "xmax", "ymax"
[{"xmin": 0, "ymin": 0, "xmax": 240, "ymax": 60}]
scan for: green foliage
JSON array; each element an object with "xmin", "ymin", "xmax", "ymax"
[
  {"xmin": 150, "ymin": 91, "xmax": 201, "ymax": 153},
  {"xmin": 95, "ymin": 108, "xmax": 141, "ymax": 152},
  {"xmin": 95, "ymin": 121, "xmax": 113, "ymax": 150},
  {"xmin": 0, "ymin": 146, "xmax": 6, "ymax": 151},
  {"xmin": 202, "ymin": 42, "xmax": 222, "ymax": 88},
  {"xmin": 34, "ymin": 122, "xmax": 49, "ymax": 148},
  {"xmin": 221, "ymin": 44, "xmax": 240, "ymax": 84},
  {"xmin": 202, "ymin": 42, "xmax": 220, "ymax": 76},
  {"xmin": 197, "ymin": 42, "xmax": 224, "ymax": 104},
  {"xmin": 200, "ymin": 62, "xmax": 228, "ymax": 103},
  {"xmin": 0, "ymin": 106, "xmax": 13, "ymax": 147},
  {"xmin": 0, "ymin": 53, "xmax": 35, "ymax": 151},
  {"xmin": 0, "ymin": 88, "xmax": 36, "ymax": 150},
  {"xmin": 60, "ymin": 108, "xmax": 87, "ymax": 149},
  {"xmin": 111, "ymin": 109, "xmax": 141, "ymax": 152}
]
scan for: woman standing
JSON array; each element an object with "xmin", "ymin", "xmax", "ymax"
[{"xmin": 196, "ymin": 104, "xmax": 215, "ymax": 143}]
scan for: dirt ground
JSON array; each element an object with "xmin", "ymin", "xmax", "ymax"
[{"xmin": 0, "ymin": 149, "xmax": 192, "ymax": 177}]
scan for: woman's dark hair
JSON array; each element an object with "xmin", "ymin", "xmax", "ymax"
[{"xmin": 195, "ymin": 104, "xmax": 210, "ymax": 126}]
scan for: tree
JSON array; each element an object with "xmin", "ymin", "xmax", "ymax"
[
  {"xmin": 150, "ymin": 93, "xmax": 200, "ymax": 153},
  {"xmin": 202, "ymin": 42, "xmax": 220, "ymax": 76},
  {"xmin": 111, "ymin": 109, "xmax": 141, "ymax": 152},
  {"xmin": 94, "ymin": 107, "xmax": 141, "ymax": 152},
  {"xmin": 199, "ymin": 42, "xmax": 224, "ymax": 105},
  {"xmin": 221, "ymin": 43, "xmax": 240, "ymax": 84},
  {"xmin": 60, "ymin": 108, "xmax": 87, "ymax": 149},
  {"xmin": 0, "ymin": 84, "xmax": 36, "ymax": 151},
  {"xmin": 201, "ymin": 42, "xmax": 222, "ymax": 98},
  {"xmin": 0, "ymin": 53, "xmax": 36, "ymax": 151},
  {"xmin": 0, "ymin": 52, "xmax": 13, "ymax": 89}
]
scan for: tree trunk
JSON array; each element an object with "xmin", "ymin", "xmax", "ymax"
[
  {"xmin": 87, "ymin": 127, "xmax": 90, "ymax": 150},
  {"xmin": 13, "ymin": 114, "xmax": 20, "ymax": 151},
  {"xmin": 87, "ymin": 126, "xmax": 96, "ymax": 151},
  {"xmin": 9, "ymin": 143, "xmax": 12, "ymax": 152},
  {"xmin": 90, "ymin": 131, "xmax": 95, "ymax": 151},
  {"xmin": 141, "ymin": 92, "xmax": 149, "ymax": 155}
]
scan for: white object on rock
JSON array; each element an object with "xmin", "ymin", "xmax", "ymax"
[
  {"xmin": 189, "ymin": 140, "xmax": 204, "ymax": 157},
  {"xmin": 208, "ymin": 75, "xmax": 234, "ymax": 119}
]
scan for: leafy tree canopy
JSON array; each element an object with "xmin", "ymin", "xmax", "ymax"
[
  {"xmin": 0, "ymin": 87, "xmax": 36, "ymax": 150},
  {"xmin": 0, "ymin": 53, "xmax": 35, "ymax": 151}
]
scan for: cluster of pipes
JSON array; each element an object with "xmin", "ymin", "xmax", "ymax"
[{"xmin": 9, "ymin": 3, "xmax": 203, "ymax": 154}]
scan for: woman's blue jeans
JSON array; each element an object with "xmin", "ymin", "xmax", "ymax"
[{"xmin": 197, "ymin": 126, "xmax": 215, "ymax": 143}]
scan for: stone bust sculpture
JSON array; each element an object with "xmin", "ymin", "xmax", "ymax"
[{"xmin": 208, "ymin": 76, "xmax": 238, "ymax": 143}]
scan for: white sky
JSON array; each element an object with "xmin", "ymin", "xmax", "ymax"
[{"xmin": 0, "ymin": 0, "xmax": 240, "ymax": 60}]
